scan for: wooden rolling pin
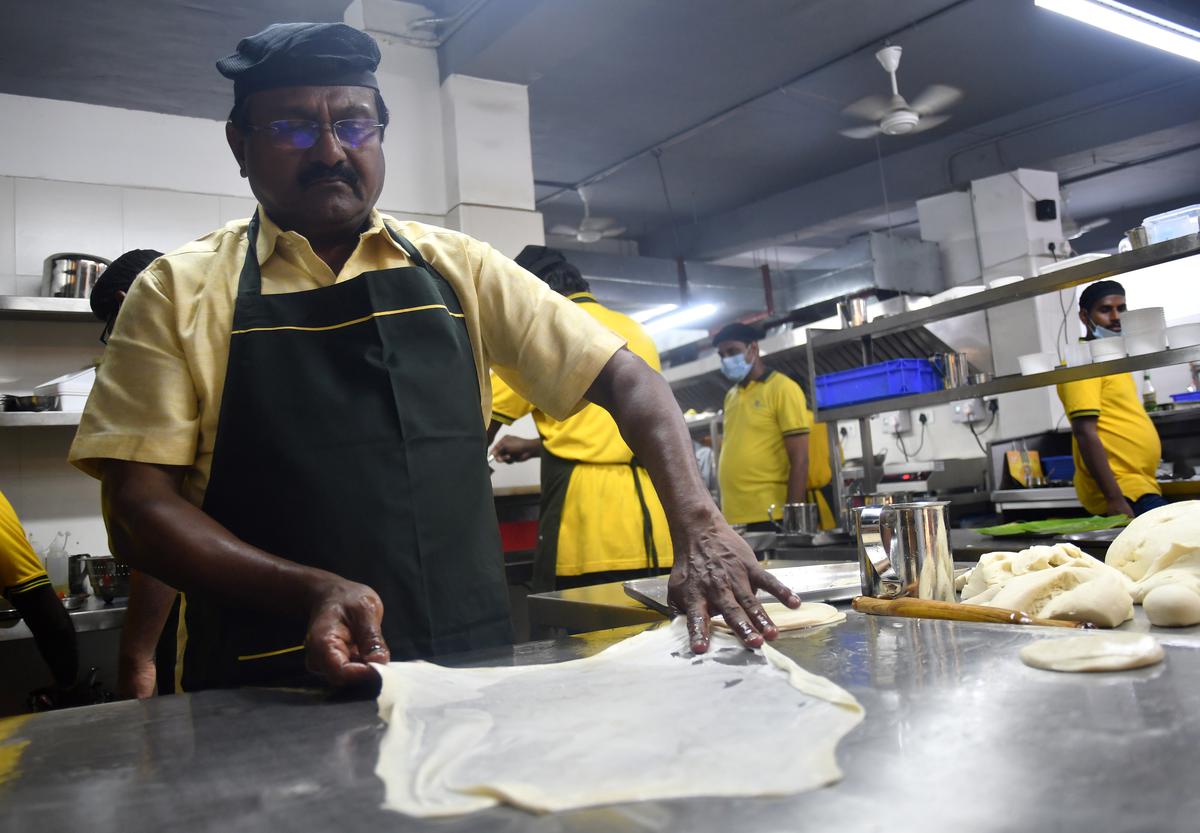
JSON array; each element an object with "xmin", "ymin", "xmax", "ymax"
[{"xmin": 852, "ymin": 596, "xmax": 1096, "ymax": 629}]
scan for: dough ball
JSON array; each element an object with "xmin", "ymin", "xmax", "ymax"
[
  {"xmin": 1107, "ymin": 500, "xmax": 1200, "ymax": 582},
  {"xmin": 1143, "ymin": 584, "xmax": 1200, "ymax": 627},
  {"xmin": 1020, "ymin": 633, "xmax": 1164, "ymax": 673},
  {"xmin": 711, "ymin": 602, "xmax": 843, "ymax": 632}
]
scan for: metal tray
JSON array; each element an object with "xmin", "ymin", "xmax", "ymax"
[{"xmin": 623, "ymin": 561, "xmax": 861, "ymax": 615}]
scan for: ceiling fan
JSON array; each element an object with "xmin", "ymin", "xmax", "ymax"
[
  {"xmin": 549, "ymin": 188, "xmax": 626, "ymax": 243},
  {"xmin": 840, "ymin": 45, "xmax": 963, "ymax": 140}
]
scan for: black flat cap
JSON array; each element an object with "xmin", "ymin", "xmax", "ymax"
[
  {"xmin": 90, "ymin": 249, "xmax": 162, "ymax": 321},
  {"xmin": 712, "ymin": 322, "xmax": 762, "ymax": 347},
  {"xmin": 217, "ymin": 22, "xmax": 381, "ymax": 104},
  {"xmin": 514, "ymin": 245, "xmax": 568, "ymax": 278},
  {"xmin": 1078, "ymin": 279, "xmax": 1125, "ymax": 312}
]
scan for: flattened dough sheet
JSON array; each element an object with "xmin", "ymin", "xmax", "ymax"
[{"xmin": 374, "ymin": 618, "xmax": 864, "ymax": 817}]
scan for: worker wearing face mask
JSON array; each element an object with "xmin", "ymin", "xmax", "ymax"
[
  {"xmin": 713, "ymin": 323, "xmax": 835, "ymax": 532},
  {"xmin": 1056, "ymin": 280, "xmax": 1165, "ymax": 517}
]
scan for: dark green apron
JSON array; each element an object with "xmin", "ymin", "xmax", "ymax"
[{"xmin": 180, "ymin": 213, "xmax": 512, "ymax": 691}]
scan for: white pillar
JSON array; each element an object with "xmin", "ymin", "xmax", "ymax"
[{"xmin": 441, "ymin": 74, "xmax": 544, "ymax": 258}]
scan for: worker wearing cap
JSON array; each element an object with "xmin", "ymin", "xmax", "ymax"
[
  {"xmin": 69, "ymin": 22, "xmax": 801, "ymax": 692},
  {"xmin": 1056, "ymin": 279, "xmax": 1165, "ymax": 517},
  {"xmin": 487, "ymin": 247, "xmax": 672, "ymax": 591},
  {"xmin": 713, "ymin": 323, "xmax": 835, "ymax": 532}
]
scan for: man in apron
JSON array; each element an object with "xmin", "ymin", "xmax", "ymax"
[{"xmin": 69, "ymin": 23, "xmax": 800, "ymax": 692}]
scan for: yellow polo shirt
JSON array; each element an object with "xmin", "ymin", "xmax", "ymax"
[
  {"xmin": 1057, "ymin": 372, "xmax": 1161, "ymax": 515},
  {"xmin": 717, "ymin": 370, "xmax": 813, "ymax": 525},
  {"xmin": 68, "ymin": 209, "xmax": 624, "ymax": 506},
  {"xmin": 1, "ymin": 490, "xmax": 49, "ymax": 601}
]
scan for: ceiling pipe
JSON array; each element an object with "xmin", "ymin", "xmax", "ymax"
[{"xmin": 534, "ymin": 0, "xmax": 978, "ymax": 207}]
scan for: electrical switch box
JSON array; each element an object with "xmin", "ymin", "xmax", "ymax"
[
  {"xmin": 951, "ymin": 398, "xmax": 987, "ymax": 424},
  {"xmin": 880, "ymin": 410, "xmax": 913, "ymax": 435}
]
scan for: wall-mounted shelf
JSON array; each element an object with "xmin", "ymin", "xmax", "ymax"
[
  {"xmin": 0, "ymin": 296, "xmax": 95, "ymax": 321},
  {"xmin": 0, "ymin": 411, "xmax": 82, "ymax": 427}
]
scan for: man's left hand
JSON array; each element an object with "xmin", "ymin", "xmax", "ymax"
[{"xmin": 667, "ymin": 509, "xmax": 801, "ymax": 653}]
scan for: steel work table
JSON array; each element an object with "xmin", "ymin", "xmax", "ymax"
[{"xmin": 2, "ymin": 612, "xmax": 1198, "ymax": 832}]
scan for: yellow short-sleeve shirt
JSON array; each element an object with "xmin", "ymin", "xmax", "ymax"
[
  {"xmin": 1, "ymin": 489, "xmax": 49, "ymax": 601},
  {"xmin": 1056, "ymin": 371, "xmax": 1161, "ymax": 515},
  {"xmin": 68, "ymin": 209, "xmax": 624, "ymax": 506},
  {"xmin": 491, "ymin": 292, "xmax": 660, "ymax": 464},
  {"xmin": 717, "ymin": 370, "xmax": 813, "ymax": 525}
]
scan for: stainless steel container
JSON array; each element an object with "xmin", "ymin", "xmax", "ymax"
[
  {"xmin": 930, "ymin": 352, "xmax": 970, "ymax": 389},
  {"xmin": 768, "ymin": 502, "xmax": 819, "ymax": 535},
  {"xmin": 41, "ymin": 253, "xmax": 109, "ymax": 298},
  {"xmin": 854, "ymin": 501, "xmax": 955, "ymax": 601},
  {"xmin": 838, "ymin": 296, "xmax": 869, "ymax": 328}
]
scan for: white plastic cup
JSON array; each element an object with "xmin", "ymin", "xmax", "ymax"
[{"xmin": 1018, "ymin": 352, "xmax": 1057, "ymax": 375}]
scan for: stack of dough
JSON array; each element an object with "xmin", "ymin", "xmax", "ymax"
[
  {"xmin": 1106, "ymin": 501, "xmax": 1200, "ymax": 626},
  {"xmin": 960, "ymin": 543, "xmax": 1134, "ymax": 628}
]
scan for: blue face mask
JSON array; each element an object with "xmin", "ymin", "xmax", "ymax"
[
  {"xmin": 720, "ymin": 351, "xmax": 753, "ymax": 382},
  {"xmin": 1093, "ymin": 324, "xmax": 1121, "ymax": 339}
]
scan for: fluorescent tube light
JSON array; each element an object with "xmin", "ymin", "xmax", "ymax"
[
  {"xmin": 643, "ymin": 303, "xmax": 720, "ymax": 335},
  {"xmin": 630, "ymin": 303, "xmax": 679, "ymax": 323},
  {"xmin": 1035, "ymin": 0, "xmax": 1200, "ymax": 63}
]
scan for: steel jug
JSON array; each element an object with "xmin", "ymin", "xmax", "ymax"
[
  {"xmin": 854, "ymin": 501, "xmax": 955, "ymax": 601},
  {"xmin": 768, "ymin": 502, "xmax": 819, "ymax": 535}
]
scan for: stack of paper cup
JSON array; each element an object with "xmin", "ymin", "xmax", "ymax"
[
  {"xmin": 1120, "ymin": 307, "xmax": 1167, "ymax": 356},
  {"xmin": 1090, "ymin": 337, "xmax": 1127, "ymax": 362}
]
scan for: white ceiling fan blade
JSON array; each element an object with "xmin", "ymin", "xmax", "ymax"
[
  {"xmin": 599, "ymin": 226, "xmax": 627, "ymax": 239},
  {"xmin": 579, "ymin": 216, "xmax": 617, "ymax": 232},
  {"xmin": 909, "ymin": 84, "xmax": 963, "ymax": 116},
  {"xmin": 549, "ymin": 224, "xmax": 579, "ymax": 236},
  {"xmin": 841, "ymin": 94, "xmax": 892, "ymax": 122},
  {"xmin": 908, "ymin": 114, "xmax": 951, "ymax": 134},
  {"xmin": 840, "ymin": 124, "xmax": 883, "ymax": 140}
]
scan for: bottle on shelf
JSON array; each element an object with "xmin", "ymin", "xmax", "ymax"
[{"xmin": 1142, "ymin": 372, "xmax": 1157, "ymax": 412}]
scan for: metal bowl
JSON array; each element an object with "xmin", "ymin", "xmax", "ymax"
[{"xmin": 84, "ymin": 555, "xmax": 131, "ymax": 604}]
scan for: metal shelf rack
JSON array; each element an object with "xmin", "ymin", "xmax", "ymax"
[
  {"xmin": 0, "ymin": 411, "xmax": 83, "ymax": 428},
  {"xmin": 0, "ymin": 296, "xmax": 94, "ymax": 321}
]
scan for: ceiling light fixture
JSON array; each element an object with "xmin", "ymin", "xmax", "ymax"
[
  {"xmin": 630, "ymin": 303, "xmax": 679, "ymax": 323},
  {"xmin": 1035, "ymin": 0, "xmax": 1200, "ymax": 63},
  {"xmin": 643, "ymin": 303, "xmax": 720, "ymax": 335}
]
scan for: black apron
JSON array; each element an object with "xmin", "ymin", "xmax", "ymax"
[{"xmin": 180, "ymin": 214, "xmax": 512, "ymax": 691}]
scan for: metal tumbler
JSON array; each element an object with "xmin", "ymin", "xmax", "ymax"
[{"xmin": 854, "ymin": 501, "xmax": 955, "ymax": 601}]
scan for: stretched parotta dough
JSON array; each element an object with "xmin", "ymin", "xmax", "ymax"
[
  {"xmin": 711, "ymin": 601, "xmax": 845, "ymax": 632},
  {"xmin": 373, "ymin": 618, "xmax": 863, "ymax": 817},
  {"xmin": 1019, "ymin": 633, "xmax": 1164, "ymax": 672}
]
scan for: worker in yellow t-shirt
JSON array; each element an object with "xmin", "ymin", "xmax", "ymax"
[
  {"xmin": 488, "ymin": 246, "xmax": 672, "ymax": 591},
  {"xmin": 1, "ymin": 488, "xmax": 89, "ymax": 708},
  {"xmin": 713, "ymin": 323, "xmax": 835, "ymax": 531},
  {"xmin": 1056, "ymin": 279, "xmax": 1165, "ymax": 517}
]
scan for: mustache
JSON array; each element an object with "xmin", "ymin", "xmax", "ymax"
[{"xmin": 298, "ymin": 163, "xmax": 360, "ymax": 192}]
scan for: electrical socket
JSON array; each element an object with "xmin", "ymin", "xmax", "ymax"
[
  {"xmin": 951, "ymin": 398, "xmax": 988, "ymax": 424},
  {"xmin": 880, "ymin": 410, "xmax": 913, "ymax": 435}
]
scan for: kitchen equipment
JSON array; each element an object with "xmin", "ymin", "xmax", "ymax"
[
  {"xmin": 851, "ymin": 596, "xmax": 1094, "ymax": 629},
  {"xmin": 40, "ymin": 253, "xmax": 109, "ymax": 299},
  {"xmin": 84, "ymin": 555, "xmax": 131, "ymax": 604},
  {"xmin": 1126, "ymin": 330, "xmax": 1168, "ymax": 356},
  {"xmin": 1124, "ymin": 226, "xmax": 1149, "ymax": 249},
  {"xmin": 968, "ymin": 371, "xmax": 992, "ymax": 385},
  {"xmin": 1120, "ymin": 307, "xmax": 1166, "ymax": 335},
  {"xmin": 929, "ymin": 351, "xmax": 970, "ymax": 388},
  {"xmin": 33, "ymin": 366, "xmax": 96, "ymax": 412},
  {"xmin": 1040, "ymin": 455, "xmax": 1075, "ymax": 483},
  {"xmin": 1017, "ymin": 351, "xmax": 1057, "ymax": 375},
  {"xmin": 1, "ymin": 394, "xmax": 59, "ymax": 412},
  {"xmin": 67, "ymin": 553, "xmax": 90, "ymax": 596},
  {"xmin": 854, "ymin": 501, "xmax": 955, "ymax": 601},
  {"xmin": 1089, "ymin": 337, "xmax": 1127, "ymax": 362},
  {"xmin": 1166, "ymin": 323, "xmax": 1200, "ymax": 349},
  {"xmin": 1142, "ymin": 204, "xmax": 1199, "ymax": 244},
  {"xmin": 1064, "ymin": 342, "xmax": 1091, "ymax": 368},
  {"xmin": 837, "ymin": 296, "xmax": 869, "ymax": 328},
  {"xmin": 768, "ymin": 502, "xmax": 819, "ymax": 535}
]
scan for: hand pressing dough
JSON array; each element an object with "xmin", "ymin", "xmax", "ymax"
[
  {"xmin": 959, "ymin": 544, "xmax": 1134, "ymax": 627},
  {"xmin": 711, "ymin": 601, "xmax": 844, "ymax": 632},
  {"xmin": 1020, "ymin": 633, "xmax": 1164, "ymax": 672},
  {"xmin": 1143, "ymin": 584, "xmax": 1200, "ymax": 627}
]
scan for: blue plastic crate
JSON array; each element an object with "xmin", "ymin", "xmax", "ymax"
[
  {"xmin": 1041, "ymin": 455, "xmax": 1075, "ymax": 482},
  {"xmin": 1171, "ymin": 392, "xmax": 1200, "ymax": 403},
  {"xmin": 815, "ymin": 359, "xmax": 942, "ymax": 409}
]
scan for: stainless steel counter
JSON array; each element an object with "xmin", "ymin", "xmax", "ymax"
[
  {"xmin": 0, "ymin": 596, "xmax": 127, "ymax": 642},
  {"xmin": 2, "ymin": 612, "xmax": 1197, "ymax": 832}
]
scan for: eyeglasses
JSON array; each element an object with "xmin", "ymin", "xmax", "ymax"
[{"xmin": 246, "ymin": 119, "xmax": 385, "ymax": 150}]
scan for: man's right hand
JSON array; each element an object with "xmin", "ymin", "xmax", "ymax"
[
  {"xmin": 491, "ymin": 435, "xmax": 541, "ymax": 463},
  {"xmin": 1105, "ymin": 496, "xmax": 1135, "ymax": 518},
  {"xmin": 117, "ymin": 654, "xmax": 158, "ymax": 699},
  {"xmin": 304, "ymin": 579, "xmax": 390, "ymax": 686}
]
